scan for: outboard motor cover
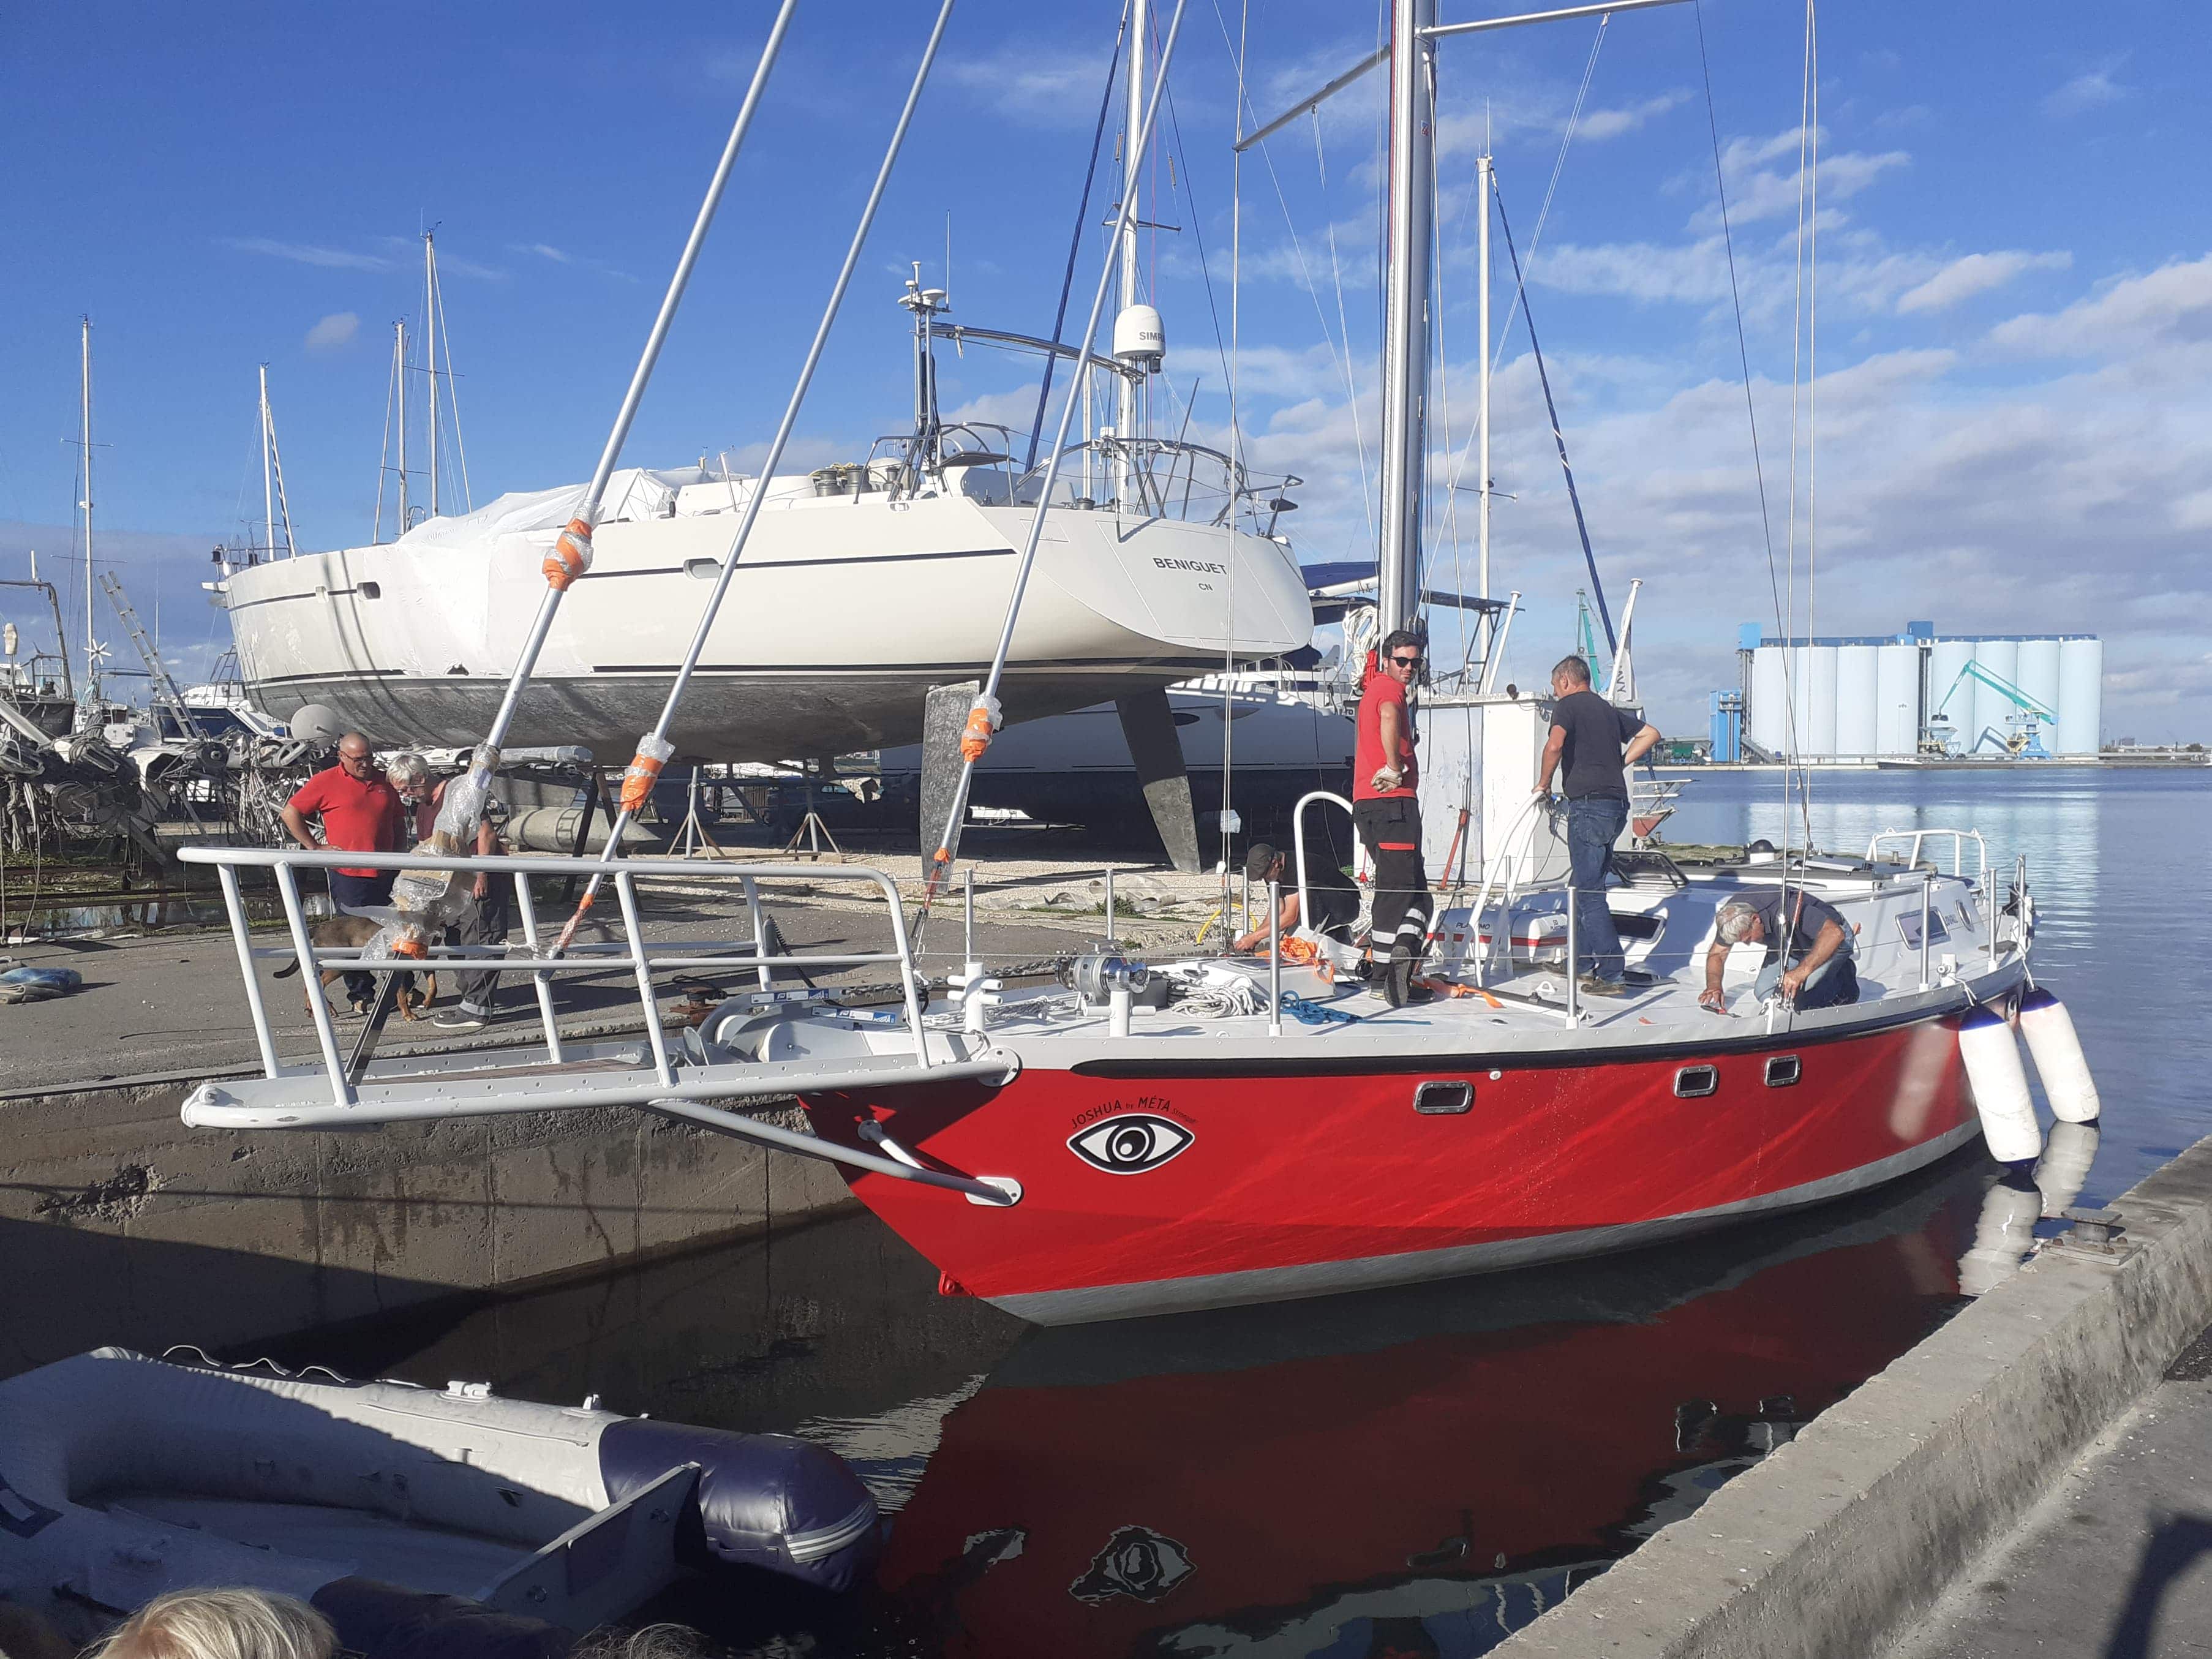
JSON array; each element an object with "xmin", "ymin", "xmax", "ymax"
[{"xmin": 598, "ymin": 1418, "xmax": 881, "ymax": 1592}]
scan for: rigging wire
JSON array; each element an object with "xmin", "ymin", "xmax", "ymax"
[
  {"xmin": 1023, "ymin": 1, "xmax": 1129, "ymax": 472},
  {"xmin": 1312, "ymin": 109, "xmax": 1379, "ymax": 553}
]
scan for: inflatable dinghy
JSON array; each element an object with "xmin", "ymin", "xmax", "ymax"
[{"xmin": 0, "ymin": 1349, "xmax": 880, "ymax": 1636}]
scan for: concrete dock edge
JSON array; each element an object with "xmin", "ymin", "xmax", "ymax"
[{"xmin": 1494, "ymin": 1135, "xmax": 2212, "ymax": 1659}]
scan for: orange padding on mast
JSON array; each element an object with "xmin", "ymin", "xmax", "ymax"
[
  {"xmin": 960, "ymin": 707, "xmax": 996, "ymax": 762},
  {"xmin": 542, "ymin": 518, "xmax": 595, "ymax": 591},
  {"xmin": 619, "ymin": 751, "xmax": 669, "ymax": 813}
]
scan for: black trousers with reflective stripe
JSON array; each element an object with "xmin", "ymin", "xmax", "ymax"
[{"xmin": 1354, "ymin": 796, "xmax": 1431, "ymax": 950}]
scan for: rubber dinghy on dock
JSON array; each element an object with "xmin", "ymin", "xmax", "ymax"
[{"xmin": 0, "ymin": 1349, "xmax": 880, "ymax": 1643}]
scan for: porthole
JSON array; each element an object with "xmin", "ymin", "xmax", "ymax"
[
  {"xmin": 358, "ymin": 581, "xmax": 381, "ymax": 600},
  {"xmin": 683, "ymin": 557, "xmax": 720, "ymax": 580},
  {"xmin": 1413, "ymin": 1080, "xmax": 1473, "ymax": 1115},
  {"xmin": 1765, "ymin": 1055, "xmax": 1802, "ymax": 1088},
  {"xmin": 1674, "ymin": 1065, "xmax": 1718, "ymax": 1099}
]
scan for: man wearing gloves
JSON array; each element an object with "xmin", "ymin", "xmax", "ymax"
[{"xmin": 1353, "ymin": 629, "xmax": 1430, "ymax": 1006}]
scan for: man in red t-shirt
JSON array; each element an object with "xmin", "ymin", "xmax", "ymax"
[
  {"xmin": 1353, "ymin": 628, "xmax": 1431, "ymax": 1006},
  {"xmin": 281, "ymin": 731, "xmax": 403, "ymax": 1012}
]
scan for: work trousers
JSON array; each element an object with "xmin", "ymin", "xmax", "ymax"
[
  {"xmin": 1753, "ymin": 953, "xmax": 1859, "ymax": 1010},
  {"xmin": 326, "ymin": 869, "xmax": 396, "ymax": 1007},
  {"xmin": 1354, "ymin": 796, "xmax": 1431, "ymax": 955},
  {"xmin": 448, "ymin": 882, "xmax": 511, "ymax": 1016},
  {"xmin": 1565, "ymin": 795, "xmax": 1629, "ymax": 984}
]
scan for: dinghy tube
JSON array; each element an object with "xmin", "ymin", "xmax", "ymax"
[
  {"xmin": 2018, "ymin": 987, "xmax": 2101, "ymax": 1124},
  {"xmin": 0, "ymin": 1348, "xmax": 882, "ymax": 1631},
  {"xmin": 1958, "ymin": 1006, "xmax": 2042, "ymax": 1164}
]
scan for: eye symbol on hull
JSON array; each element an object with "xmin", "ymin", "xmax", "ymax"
[{"xmin": 1068, "ymin": 1113, "xmax": 1193, "ymax": 1175}]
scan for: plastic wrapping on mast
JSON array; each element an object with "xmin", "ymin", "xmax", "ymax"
[
  {"xmin": 545, "ymin": 0, "xmax": 963, "ymax": 954},
  {"xmin": 363, "ymin": 0, "xmax": 797, "ymax": 963},
  {"xmin": 917, "ymin": 0, "xmax": 1191, "ymax": 916}
]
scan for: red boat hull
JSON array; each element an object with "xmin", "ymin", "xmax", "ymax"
[{"xmin": 801, "ymin": 1009, "xmax": 1979, "ymax": 1322}]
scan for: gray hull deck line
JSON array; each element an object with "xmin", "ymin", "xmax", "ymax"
[{"xmin": 1492, "ymin": 1133, "xmax": 2212, "ymax": 1659}]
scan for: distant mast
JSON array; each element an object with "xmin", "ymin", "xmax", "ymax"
[
  {"xmin": 423, "ymin": 231, "xmax": 440, "ymax": 519},
  {"xmin": 1116, "ymin": 0, "xmax": 1146, "ymax": 502},
  {"xmin": 77, "ymin": 315, "xmax": 99, "ymax": 702}
]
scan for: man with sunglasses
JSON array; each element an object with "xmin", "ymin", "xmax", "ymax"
[
  {"xmin": 281, "ymin": 731, "xmax": 404, "ymax": 1014},
  {"xmin": 1354, "ymin": 629, "xmax": 1432, "ymax": 1006}
]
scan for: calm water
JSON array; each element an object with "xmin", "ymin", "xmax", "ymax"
[{"xmin": 282, "ymin": 767, "xmax": 2211, "ymax": 1658}]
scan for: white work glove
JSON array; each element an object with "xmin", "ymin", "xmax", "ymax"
[{"xmin": 1370, "ymin": 766, "xmax": 1403, "ymax": 793}]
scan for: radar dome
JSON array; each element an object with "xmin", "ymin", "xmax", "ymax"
[{"xmin": 1112, "ymin": 304, "xmax": 1165, "ymax": 370}]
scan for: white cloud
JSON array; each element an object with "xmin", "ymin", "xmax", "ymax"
[
  {"xmin": 2044, "ymin": 56, "xmax": 2132, "ymax": 118},
  {"xmin": 943, "ymin": 42, "xmax": 1113, "ymax": 129},
  {"xmin": 221, "ymin": 236, "xmax": 390, "ymax": 271},
  {"xmin": 510, "ymin": 241, "xmax": 636, "ymax": 283},
  {"xmin": 1577, "ymin": 91, "xmax": 1691, "ymax": 141},
  {"xmin": 1895, "ymin": 250, "xmax": 2071, "ymax": 314},
  {"xmin": 1687, "ymin": 127, "xmax": 1911, "ymax": 231},
  {"xmin": 1987, "ymin": 255, "xmax": 2212, "ymax": 356},
  {"xmin": 304, "ymin": 311, "xmax": 359, "ymax": 352},
  {"xmin": 517, "ymin": 243, "xmax": 573, "ymax": 264}
]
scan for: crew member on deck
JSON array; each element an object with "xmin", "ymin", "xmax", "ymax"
[
  {"xmin": 1700, "ymin": 890, "xmax": 1859, "ymax": 1012},
  {"xmin": 1354, "ymin": 629, "xmax": 1431, "ymax": 1006},
  {"xmin": 1233, "ymin": 843, "xmax": 1303, "ymax": 954},
  {"xmin": 1535, "ymin": 656, "xmax": 1661, "ymax": 998}
]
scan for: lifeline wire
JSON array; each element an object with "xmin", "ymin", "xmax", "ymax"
[
  {"xmin": 915, "ymin": 0, "xmax": 1192, "ymax": 925},
  {"xmin": 553, "ymin": 0, "xmax": 960, "ymax": 952}
]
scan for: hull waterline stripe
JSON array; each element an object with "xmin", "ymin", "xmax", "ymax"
[
  {"xmin": 246, "ymin": 658, "xmax": 1224, "ymax": 687},
  {"xmin": 984, "ymin": 1122, "xmax": 1985, "ymax": 1325},
  {"xmin": 577, "ymin": 545, "xmax": 1018, "ymax": 578}
]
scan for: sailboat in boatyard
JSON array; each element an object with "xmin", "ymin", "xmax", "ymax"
[
  {"xmin": 175, "ymin": 0, "xmax": 2104, "ymax": 1329},
  {"xmin": 212, "ymin": 39, "xmax": 1313, "ymax": 866}
]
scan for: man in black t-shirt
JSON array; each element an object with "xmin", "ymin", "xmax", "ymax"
[
  {"xmin": 1534, "ymin": 656, "xmax": 1661, "ymax": 996},
  {"xmin": 1699, "ymin": 889, "xmax": 1859, "ymax": 1012}
]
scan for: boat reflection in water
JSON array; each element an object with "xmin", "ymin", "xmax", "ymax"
[{"xmin": 872, "ymin": 1149, "xmax": 2012, "ymax": 1658}]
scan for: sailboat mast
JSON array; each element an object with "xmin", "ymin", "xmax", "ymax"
[
  {"xmin": 1117, "ymin": 0, "xmax": 1146, "ymax": 503},
  {"xmin": 1377, "ymin": 0, "xmax": 1438, "ymax": 639},
  {"xmin": 1477, "ymin": 151, "xmax": 1493, "ymax": 633},
  {"xmin": 259, "ymin": 363, "xmax": 277, "ymax": 560},
  {"xmin": 79, "ymin": 316, "xmax": 96, "ymax": 700},
  {"xmin": 396, "ymin": 318, "xmax": 411, "ymax": 531},
  {"xmin": 423, "ymin": 232, "xmax": 440, "ymax": 519}
]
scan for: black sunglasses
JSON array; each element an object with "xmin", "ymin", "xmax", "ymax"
[{"xmin": 1390, "ymin": 653, "xmax": 1423, "ymax": 667}]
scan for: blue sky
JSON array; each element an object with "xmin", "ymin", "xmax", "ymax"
[{"xmin": 4, "ymin": 1, "xmax": 2208, "ymax": 739}]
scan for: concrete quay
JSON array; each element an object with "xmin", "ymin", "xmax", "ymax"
[
  {"xmin": 1495, "ymin": 1134, "xmax": 2212, "ymax": 1659},
  {"xmin": 0, "ymin": 867, "xmax": 1168, "ymax": 1381}
]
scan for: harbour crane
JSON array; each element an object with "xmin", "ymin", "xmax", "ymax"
[{"xmin": 1922, "ymin": 660, "xmax": 2058, "ymax": 758}]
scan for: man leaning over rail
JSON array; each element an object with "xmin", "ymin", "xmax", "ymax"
[
  {"xmin": 1699, "ymin": 892, "xmax": 1859, "ymax": 1013},
  {"xmin": 280, "ymin": 732, "xmax": 402, "ymax": 1015}
]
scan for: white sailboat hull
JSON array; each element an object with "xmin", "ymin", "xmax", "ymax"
[{"xmin": 222, "ymin": 489, "xmax": 1312, "ymax": 763}]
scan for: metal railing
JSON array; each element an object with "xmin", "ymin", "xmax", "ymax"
[
  {"xmin": 179, "ymin": 844, "xmax": 942, "ymax": 1113},
  {"xmin": 1866, "ymin": 828, "xmax": 1988, "ymax": 886}
]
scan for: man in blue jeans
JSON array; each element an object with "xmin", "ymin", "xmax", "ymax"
[{"xmin": 1534, "ymin": 656, "xmax": 1661, "ymax": 997}]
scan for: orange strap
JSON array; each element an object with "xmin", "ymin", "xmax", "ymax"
[
  {"xmin": 959, "ymin": 704, "xmax": 996, "ymax": 763},
  {"xmin": 619, "ymin": 749, "xmax": 670, "ymax": 813},
  {"xmin": 389, "ymin": 934, "xmax": 429, "ymax": 961},
  {"xmin": 542, "ymin": 517, "xmax": 594, "ymax": 590}
]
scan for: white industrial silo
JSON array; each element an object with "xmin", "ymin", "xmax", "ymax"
[
  {"xmin": 1876, "ymin": 642, "xmax": 1922, "ymax": 756},
  {"xmin": 1750, "ymin": 645, "xmax": 1789, "ymax": 757},
  {"xmin": 1927, "ymin": 639, "xmax": 1977, "ymax": 753},
  {"xmin": 1834, "ymin": 645, "xmax": 1879, "ymax": 757},
  {"xmin": 1802, "ymin": 645, "xmax": 1839, "ymax": 758},
  {"xmin": 2016, "ymin": 639, "xmax": 2063, "ymax": 751},
  {"xmin": 2058, "ymin": 638, "xmax": 2104, "ymax": 755},
  {"xmin": 1970, "ymin": 638, "xmax": 2020, "ymax": 756}
]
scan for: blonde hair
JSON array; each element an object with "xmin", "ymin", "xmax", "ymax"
[{"xmin": 91, "ymin": 1590, "xmax": 335, "ymax": 1659}]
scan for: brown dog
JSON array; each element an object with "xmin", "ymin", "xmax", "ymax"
[{"xmin": 272, "ymin": 913, "xmax": 438, "ymax": 1020}]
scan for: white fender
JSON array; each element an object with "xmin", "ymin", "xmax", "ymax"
[
  {"xmin": 2018, "ymin": 988, "xmax": 2100, "ymax": 1124},
  {"xmin": 1959, "ymin": 1007, "xmax": 2041, "ymax": 1164},
  {"xmin": 2036, "ymin": 1119, "xmax": 2102, "ymax": 1219},
  {"xmin": 1960, "ymin": 1177, "xmax": 2040, "ymax": 1297}
]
